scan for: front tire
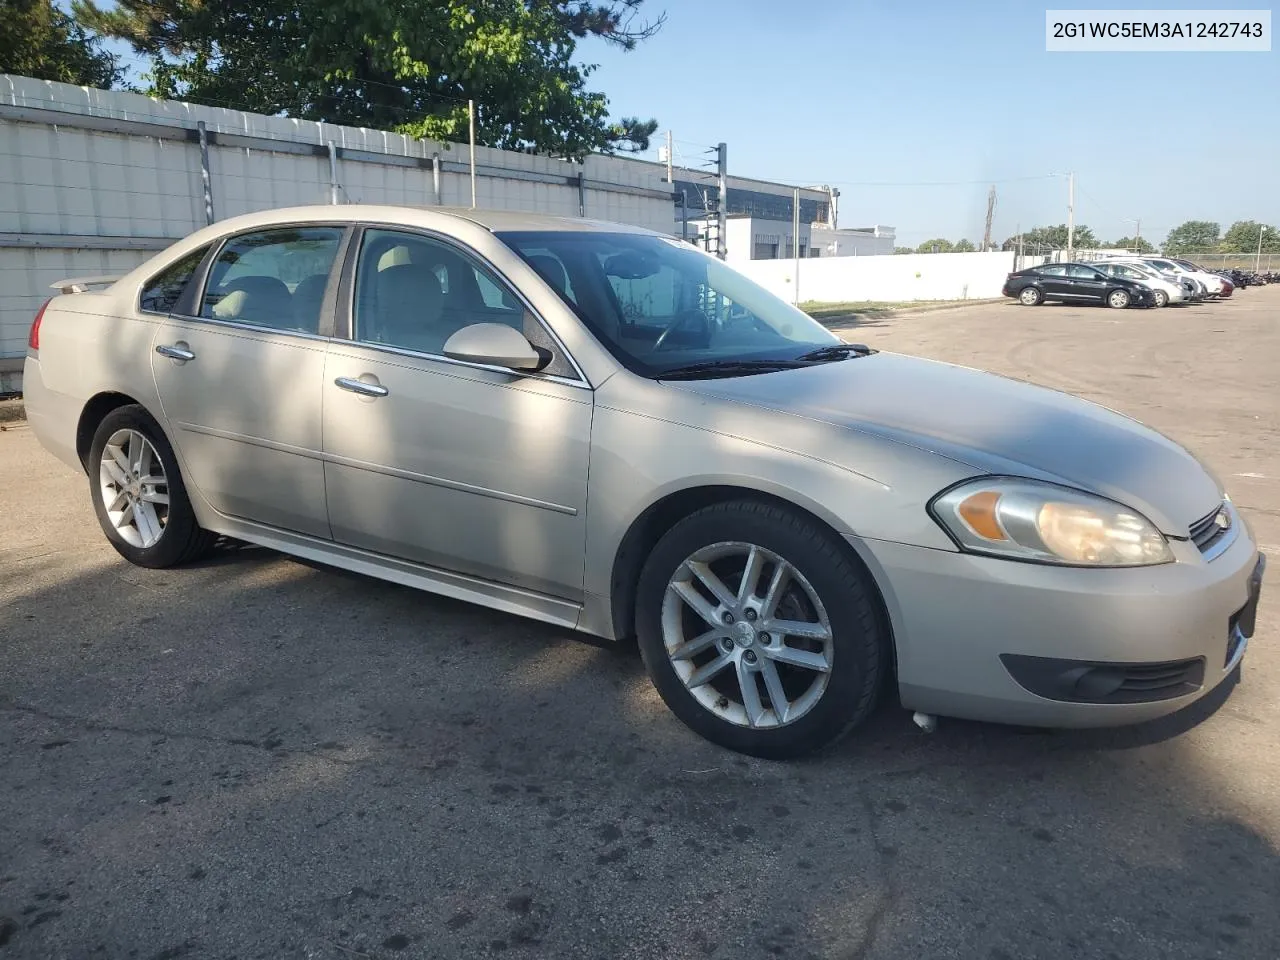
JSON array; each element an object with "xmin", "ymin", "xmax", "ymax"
[
  {"xmin": 1152, "ymin": 289, "xmax": 1169, "ymax": 308},
  {"xmin": 635, "ymin": 500, "xmax": 886, "ymax": 759},
  {"xmin": 1018, "ymin": 286, "xmax": 1044, "ymax": 306},
  {"xmin": 1107, "ymin": 289, "xmax": 1131, "ymax": 309},
  {"xmin": 88, "ymin": 404, "xmax": 216, "ymax": 568}
]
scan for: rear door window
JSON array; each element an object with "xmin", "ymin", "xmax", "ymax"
[{"xmin": 201, "ymin": 227, "xmax": 344, "ymax": 334}]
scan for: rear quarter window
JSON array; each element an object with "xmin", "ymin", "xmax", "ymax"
[{"xmin": 139, "ymin": 245, "xmax": 211, "ymax": 314}]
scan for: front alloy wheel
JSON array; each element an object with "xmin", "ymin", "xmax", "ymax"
[
  {"xmin": 635, "ymin": 500, "xmax": 886, "ymax": 759},
  {"xmin": 1108, "ymin": 289, "xmax": 1131, "ymax": 309},
  {"xmin": 662, "ymin": 542, "xmax": 834, "ymax": 730}
]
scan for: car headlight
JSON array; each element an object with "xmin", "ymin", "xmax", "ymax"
[{"xmin": 931, "ymin": 478, "xmax": 1173, "ymax": 566}]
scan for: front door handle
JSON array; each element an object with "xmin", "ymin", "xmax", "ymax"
[
  {"xmin": 156, "ymin": 343, "xmax": 196, "ymax": 362},
  {"xmin": 334, "ymin": 376, "xmax": 389, "ymax": 398}
]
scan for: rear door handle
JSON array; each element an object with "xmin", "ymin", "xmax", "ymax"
[
  {"xmin": 155, "ymin": 343, "xmax": 196, "ymax": 362},
  {"xmin": 334, "ymin": 376, "xmax": 389, "ymax": 398}
]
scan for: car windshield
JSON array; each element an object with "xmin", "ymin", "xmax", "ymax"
[{"xmin": 497, "ymin": 231, "xmax": 839, "ymax": 377}]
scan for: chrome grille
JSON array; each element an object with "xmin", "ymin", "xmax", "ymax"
[{"xmin": 1188, "ymin": 503, "xmax": 1231, "ymax": 553}]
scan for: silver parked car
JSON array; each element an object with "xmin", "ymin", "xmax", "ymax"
[{"xmin": 23, "ymin": 206, "xmax": 1265, "ymax": 758}]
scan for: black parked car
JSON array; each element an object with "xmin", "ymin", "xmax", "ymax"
[{"xmin": 1002, "ymin": 262, "xmax": 1154, "ymax": 309}]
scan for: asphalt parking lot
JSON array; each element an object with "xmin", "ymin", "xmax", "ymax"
[{"xmin": 2, "ymin": 287, "xmax": 1278, "ymax": 960}]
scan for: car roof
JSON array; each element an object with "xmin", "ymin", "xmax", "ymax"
[{"xmin": 193, "ymin": 204, "xmax": 657, "ymax": 237}]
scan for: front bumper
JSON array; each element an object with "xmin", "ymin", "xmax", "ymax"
[{"xmin": 853, "ymin": 515, "xmax": 1262, "ymax": 727}]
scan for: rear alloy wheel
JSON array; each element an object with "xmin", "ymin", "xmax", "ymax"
[
  {"xmin": 89, "ymin": 404, "xmax": 217, "ymax": 568},
  {"xmin": 636, "ymin": 500, "xmax": 885, "ymax": 759},
  {"xmin": 1107, "ymin": 289, "xmax": 1131, "ymax": 309},
  {"xmin": 1018, "ymin": 286, "xmax": 1043, "ymax": 306},
  {"xmin": 1152, "ymin": 289, "xmax": 1169, "ymax": 308}
]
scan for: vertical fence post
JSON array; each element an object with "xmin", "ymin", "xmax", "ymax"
[
  {"xmin": 792, "ymin": 187, "xmax": 801, "ymax": 305},
  {"xmin": 196, "ymin": 120, "xmax": 215, "ymax": 224},
  {"xmin": 577, "ymin": 170, "xmax": 586, "ymax": 218},
  {"xmin": 468, "ymin": 100, "xmax": 477, "ymax": 208},
  {"xmin": 431, "ymin": 153, "xmax": 441, "ymax": 205},
  {"xmin": 327, "ymin": 142, "xmax": 340, "ymax": 204}
]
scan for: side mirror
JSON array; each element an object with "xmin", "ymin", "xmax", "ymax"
[{"xmin": 443, "ymin": 323, "xmax": 545, "ymax": 371}]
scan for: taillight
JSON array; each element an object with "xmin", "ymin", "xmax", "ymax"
[{"xmin": 29, "ymin": 299, "xmax": 50, "ymax": 351}]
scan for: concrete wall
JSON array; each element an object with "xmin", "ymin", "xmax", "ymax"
[
  {"xmin": 809, "ymin": 226, "xmax": 897, "ymax": 258},
  {"xmin": 0, "ymin": 74, "xmax": 680, "ymax": 387},
  {"xmin": 737, "ymin": 250, "xmax": 1047, "ymax": 304}
]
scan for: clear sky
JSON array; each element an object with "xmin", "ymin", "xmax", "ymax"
[{"xmin": 582, "ymin": 0, "xmax": 1278, "ymax": 246}]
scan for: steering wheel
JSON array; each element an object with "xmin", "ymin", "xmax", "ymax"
[{"xmin": 653, "ymin": 309, "xmax": 712, "ymax": 352}]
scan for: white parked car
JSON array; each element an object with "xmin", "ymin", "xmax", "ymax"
[
  {"xmin": 1092, "ymin": 261, "xmax": 1185, "ymax": 307},
  {"xmin": 1107, "ymin": 258, "xmax": 1206, "ymax": 301},
  {"xmin": 1137, "ymin": 257, "xmax": 1227, "ymax": 297}
]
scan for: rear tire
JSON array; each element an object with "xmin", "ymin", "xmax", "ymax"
[
  {"xmin": 1107, "ymin": 289, "xmax": 1131, "ymax": 309},
  {"xmin": 1018, "ymin": 286, "xmax": 1043, "ymax": 306},
  {"xmin": 88, "ymin": 404, "xmax": 217, "ymax": 568},
  {"xmin": 635, "ymin": 500, "xmax": 886, "ymax": 759}
]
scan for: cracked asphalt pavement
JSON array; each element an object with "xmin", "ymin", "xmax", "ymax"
[{"xmin": 2, "ymin": 288, "xmax": 1278, "ymax": 959}]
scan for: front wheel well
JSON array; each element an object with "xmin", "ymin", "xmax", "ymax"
[
  {"xmin": 76, "ymin": 392, "xmax": 142, "ymax": 470},
  {"xmin": 609, "ymin": 486, "xmax": 894, "ymax": 671}
]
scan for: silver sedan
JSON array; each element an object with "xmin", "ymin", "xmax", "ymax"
[{"xmin": 22, "ymin": 206, "xmax": 1265, "ymax": 758}]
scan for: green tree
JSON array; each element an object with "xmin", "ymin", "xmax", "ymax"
[
  {"xmin": 1112, "ymin": 235, "xmax": 1155, "ymax": 254},
  {"xmin": 952, "ymin": 238, "xmax": 976, "ymax": 252},
  {"xmin": 1000, "ymin": 224, "xmax": 1098, "ymax": 253},
  {"xmin": 0, "ymin": 0, "xmax": 119, "ymax": 87},
  {"xmin": 916, "ymin": 238, "xmax": 954, "ymax": 253},
  {"xmin": 893, "ymin": 246, "xmax": 915, "ymax": 254},
  {"xmin": 75, "ymin": 0, "xmax": 662, "ymax": 158},
  {"xmin": 1220, "ymin": 220, "xmax": 1280, "ymax": 254},
  {"xmin": 1163, "ymin": 220, "xmax": 1220, "ymax": 255}
]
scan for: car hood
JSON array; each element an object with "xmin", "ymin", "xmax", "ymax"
[{"xmin": 676, "ymin": 353, "xmax": 1222, "ymax": 535}]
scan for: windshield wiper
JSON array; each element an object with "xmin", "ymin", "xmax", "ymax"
[
  {"xmin": 793, "ymin": 342, "xmax": 876, "ymax": 363},
  {"xmin": 658, "ymin": 359, "xmax": 808, "ymax": 380}
]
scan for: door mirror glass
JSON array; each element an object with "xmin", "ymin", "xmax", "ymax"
[{"xmin": 443, "ymin": 323, "xmax": 545, "ymax": 371}]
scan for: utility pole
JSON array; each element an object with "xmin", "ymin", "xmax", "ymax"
[
  {"xmin": 1258, "ymin": 223, "xmax": 1265, "ymax": 272},
  {"xmin": 716, "ymin": 142, "xmax": 728, "ymax": 260},
  {"xmin": 792, "ymin": 187, "xmax": 801, "ymax": 305},
  {"xmin": 1066, "ymin": 172, "xmax": 1075, "ymax": 261},
  {"xmin": 468, "ymin": 100, "xmax": 478, "ymax": 208},
  {"xmin": 665, "ymin": 130, "xmax": 673, "ymax": 184},
  {"xmin": 981, "ymin": 185, "xmax": 996, "ymax": 252}
]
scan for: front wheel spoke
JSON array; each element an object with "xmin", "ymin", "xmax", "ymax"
[
  {"xmin": 102, "ymin": 457, "xmax": 129, "ymax": 487},
  {"xmin": 737, "ymin": 545, "xmax": 765, "ymax": 604},
  {"xmin": 766, "ymin": 643, "xmax": 831, "ymax": 674},
  {"xmin": 760, "ymin": 563, "xmax": 790, "ymax": 617},
  {"xmin": 133, "ymin": 501, "xmax": 161, "ymax": 543},
  {"xmin": 736, "ymin": 659, "xmax": 766, "ymax": 727},
  {"xmin": 140, "ymin": 489, "xmax": 169, "ymax": 506},
  {"xmin": 107, "ymin": 488, "xmax": 131, "ymax": 513},
  {"xmin": 687, "ymin": 561, "xmax": 737, "ymax": 609},
  {"xmin": 765, "ymin": 618, "xmax": 831, "ymax": 642},
  {"xmin": 133, "ymin": 436, "xmax": 153, "ymax": 477},
  {"xmin": 108, "ymin": 444, "xmax": 131, "ymax": 477},
  {"xmin": 759, "ymin": 658, "xmax": 790, "ymax": 723},
  {"xmin": 686, "ymin": 652, "xmax": 733, "ymax": 689},
  {"xmin": 116, "ymin": 502, "xmax": 135, "ymax": 531},
  {"xmin": 670, "ymin": 579, "xmax": 725, "ymax": 629},
  {"xmin": 669, "ymin": 629, "xmax": 722, "ymax": 661}
]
